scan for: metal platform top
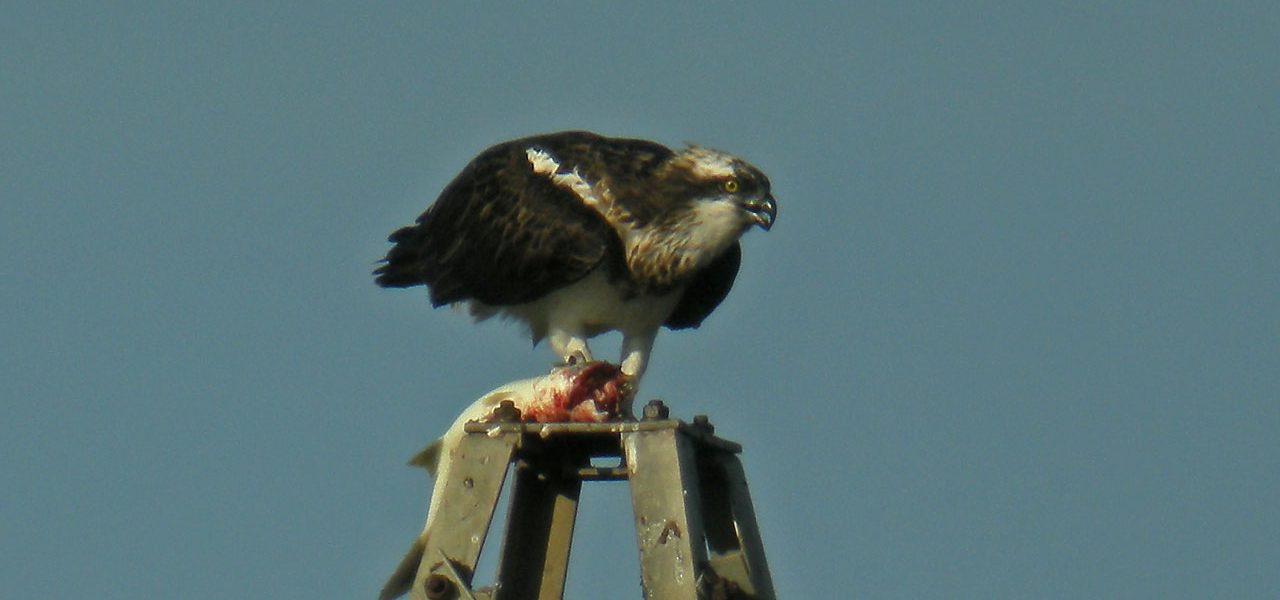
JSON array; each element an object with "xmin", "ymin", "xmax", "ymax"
[{"xmin": 461, "ymin": 401, "xmax": 743, "ymax": 455}]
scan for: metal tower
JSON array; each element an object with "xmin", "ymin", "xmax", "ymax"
[{"xmin": 385, "ymin": 400, "xmax": 775, "ymax": 600}]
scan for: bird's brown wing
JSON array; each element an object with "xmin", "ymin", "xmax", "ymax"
[
  {"xmin": 664, "ymin": 241, "xmax": 742, "ymax": 329},
  {"xmin": 374, "ymin": 135, "xmax": 625, "ymax": 307}
]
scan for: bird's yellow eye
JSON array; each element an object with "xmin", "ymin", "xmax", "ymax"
[{"xmin": 722, "ymin": 179, "xmax": 739, "ymax": 193}]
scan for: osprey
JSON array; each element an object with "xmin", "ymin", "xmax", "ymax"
[{"xmin": 375, "ymin": 130, "xmax": 776, "ymax": 377}]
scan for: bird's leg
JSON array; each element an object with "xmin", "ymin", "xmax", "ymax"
[
  {"xmin": 619, "ymin": 333, "xmax": 654, "ymax": 378},
  {"xmin": 549, "ymin": 329, "xmax": 592, "ymax": 368}
]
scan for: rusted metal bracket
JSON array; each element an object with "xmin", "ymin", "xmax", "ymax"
[{"xmin": 392, "ymin": 401, "xmax": 775, "ymax": 600}]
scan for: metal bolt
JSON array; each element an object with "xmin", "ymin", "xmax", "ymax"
[
  {"xmin": 494, "ymin": 399, "xmax": 521, "ymax": 422},
  {"xmin": 692, "ymin": 414, "xmax": 714, "ymax": 434},
  {"xmin": 424, "ymin": 573, "xmax": 454, "ymax": 599},
  {"xmin": 642, "ymin": 399, "xmax": 670, "ymax": 420}
]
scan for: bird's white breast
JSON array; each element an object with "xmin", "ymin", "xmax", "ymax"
[{"xmin": 472, "ymin": 268, "xmax": 682, "ymax": 340}]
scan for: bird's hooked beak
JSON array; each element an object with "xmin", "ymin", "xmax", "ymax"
[{"xmin": 743, "ymin": 193, "xmax": 777, "ymax": 230}]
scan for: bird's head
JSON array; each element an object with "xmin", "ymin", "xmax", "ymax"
[{"xmin": 664, "ymin": 145, "xmax": 777, "ymax": 232}]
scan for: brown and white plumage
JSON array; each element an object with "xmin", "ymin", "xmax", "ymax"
[{"xmin": 375, "ymin": 130, "xmax": 775, "ymax": 377}]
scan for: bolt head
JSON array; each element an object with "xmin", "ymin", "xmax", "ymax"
[
  {"xmin": 493, "ymin": 399, "xmax": 522, "ymax": 422},
  {"xmin": 642, "ymin": 399, "xmax": 670, "ymax": 420},
  {"xmin": 424, "ymin": 573, "xmax": 454, "ymax": 599}
]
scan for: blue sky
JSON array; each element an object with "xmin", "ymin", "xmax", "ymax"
[{"xmin": 3, "ymin": 3, "xmax": 1277, "ymax": 598}]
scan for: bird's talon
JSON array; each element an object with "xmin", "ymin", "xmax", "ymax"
[{"xmin": 560, "ymin": 350, "xmax": 591, "ymax": 367}]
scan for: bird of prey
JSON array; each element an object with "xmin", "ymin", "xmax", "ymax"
[{"xmin": 374, "ymin": 130, "xmax": 776, "ymax": 378}]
